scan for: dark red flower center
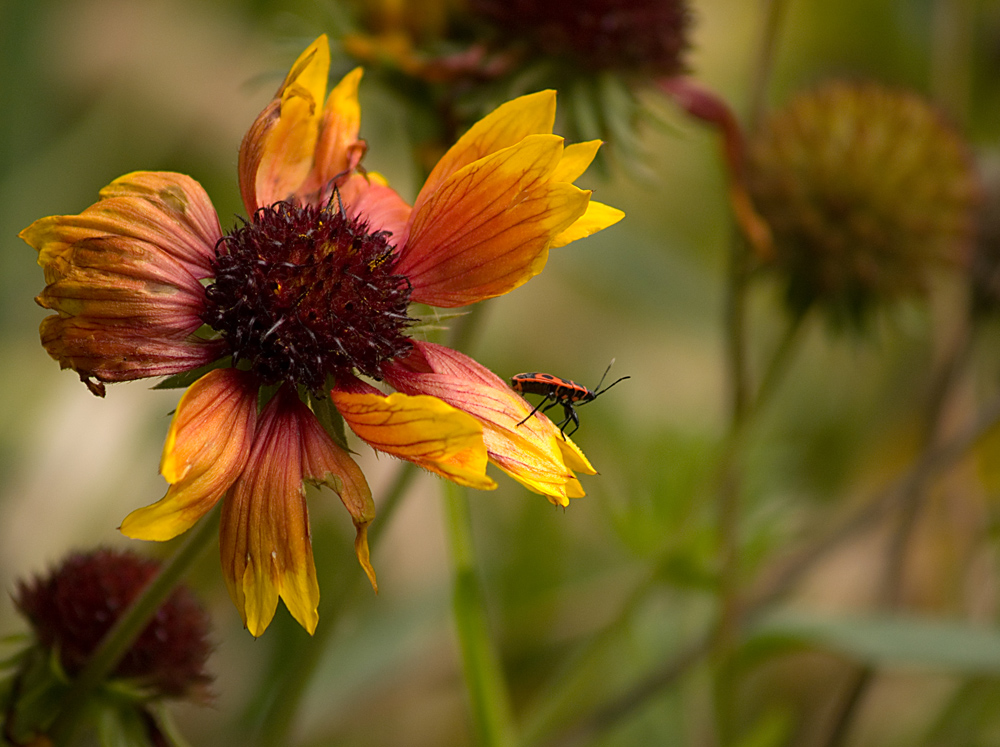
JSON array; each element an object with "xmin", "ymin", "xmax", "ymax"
[{"xmin": 201, "ymin": 200, "xmax": 414, "ymax": 391}]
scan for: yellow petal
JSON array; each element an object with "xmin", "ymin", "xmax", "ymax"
[
  {"xmin": 399, "ymin": 135, "xmax": 590, "ymax": 307},
  {"xmin": 300, "ymin": 67, "xmax": 367, "ymax": 198},
  {"xmin": 332, "ymin": 390, "xmax": 496, "ymax": 490},
  {"xmin": 556, "ymin": 434, "xmax": 597, "ymax": 476},
  {"xmin": 551, "ymin": 200, "xmax": 625, "ymax": 248},
  {"xmin": 413, "ymin": 90, "xmax": 557, "ymax": 216},
  {"xmin": 120, "ymin": 369, "xmax": 257, "ymax": 541},
  {"xmin": 22, "ymin": 172, "xmax": 224, "ymax": 385},
  {"xmin": 551, "ymin": 140, "xmax": 602, "ymax": 183}
]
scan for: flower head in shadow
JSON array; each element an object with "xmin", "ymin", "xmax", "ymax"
[{"xmin": 21, "ymin": 36, "xmax": 622, "ymax": 636}]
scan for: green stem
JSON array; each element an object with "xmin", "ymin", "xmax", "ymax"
[
  {"xmin": 715, "ymin": 0, "xmax": 791, "ymax": 742},
  {"xmin": 256, "ymin": 460, "xmax": 419, "ymax": 747},
  {"xmin": 47, "ymin": 506, "xmax": 221, "ymax": 746},
  {"xmin": 747, "ymin": 0, "xmax": 791, "ymax": 131},
  {"xmin": 442, "ymin": 481, "xmax": 516, "ymax": 747}
]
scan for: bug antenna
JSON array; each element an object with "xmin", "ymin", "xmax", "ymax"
[
  {"xmin": 595, "ymin": 375, "xmax": 630, "ymax": 396},
  {"xmin": 593, "ymin": 358, "xmax": 617, "ymax": 391}
]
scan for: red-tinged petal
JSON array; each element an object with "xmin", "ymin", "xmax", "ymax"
[
  {"xmin": 120, "ymin": 369, "xmax": 257, "ymax": 541},
  {"xmin": 239, "ymin": 36, "xmax": 331, "ymax": 212},
  {"xmin": 412, "ymin": 90, "xmax": 556, "ymax": 218},
  {"xmin": 93, "ymin": 172, "xmax": 223, "ymax": 276},
  {"xmin": 397, "ymin": 135, "xmax": 590, "ymax": 307},
  {"xmin": 331, "ymin": 388, "xmax": 496, "ymax": 491},
  {"xmin": 298, "ymin": 68, "xmax": 368, "ymax": 201},
  {"xmin": 385, "ymin": 342, "xmax": 594, "ymax": 506},
  {"xmin": 39, "ymin": 316, "xmax": 222, "ymax": 389},
  {"xmin": 20, "ymin": 172, "xmax": 224, "ymax": 386},
  {"xmin": 339, "ymin": 173, "xmax": 412, "ymax": 241},
  {"xmin": 219, "ymin": 387, "xmax": 321, "ymax": 636},
  {"xmin": 297, "ymin": 396, "xmax": 378, "ymax": 591}
]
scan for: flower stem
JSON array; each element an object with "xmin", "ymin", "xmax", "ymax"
[
  {"xmin": 47, "ymin": 506, "xmax": 221, "ymax": 746},
  {"xmin": 714, "ymin": 1, "xmax": 791, "ymax": 742},
  {"xmin": 442, "ymin": 480, "xmax": 517, "ymax": 747},
  {"xmin": 256, "ymin": 460, "xmax": 419, "ymax": 747}
]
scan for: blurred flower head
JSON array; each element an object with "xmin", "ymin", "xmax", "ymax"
[
  {"xmin": 746, "ymin": 81, "xmax": 978, "ymax": 327},
  {"xmin": 20, "ymin": 36, "xmax": 622, "ymax": 636},
  {"xmin": 15, "ymin": 549, "xmax": 212, "ymax": 698},
  {"xmin": 2, "ymin": 549, "xmax": 211, "ymax": 746},
  {"xmin": 342, "ymin": 0, "xmax": 693, "ymax": 170},
  {"xmin": 469, "ymin": 0, "xmax": 691, "ymax": 77}
]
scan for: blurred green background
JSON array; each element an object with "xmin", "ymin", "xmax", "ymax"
[{"xmin": 6, "ymin": 0, "xmax": 1000, "ymax": 745}]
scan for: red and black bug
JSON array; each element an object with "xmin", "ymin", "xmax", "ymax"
[{"xmin": 510, "ymin": 361, "xmax": 630, "ymax": 438}]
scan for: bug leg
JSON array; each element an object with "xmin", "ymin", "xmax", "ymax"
[
  {"xmin": 516, "ymin": 395, "xmax": 551, "ymax": 427},
  {"xmin": 564, "ymin": 407, "xmax": 581, "ymax": 438}
]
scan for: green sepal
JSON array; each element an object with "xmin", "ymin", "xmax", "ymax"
[
  {"xmin": 152, "ymin": 357, "xmax": 232, "ymax": 391},
  {"xmin": 309, "ymin": 387, "xmax": 351, "ymax": 453}
]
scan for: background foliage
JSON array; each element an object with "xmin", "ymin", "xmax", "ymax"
[{"xmin": 5, "ymin": 0, "xmax": 1000, "ymax": 745}]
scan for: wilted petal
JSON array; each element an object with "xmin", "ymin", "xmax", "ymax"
[
  {"xmin": 298, "ymin": 395, "xmax": 378, "ymax": 591},
  {"xmin": 120, "ymin": 369, "xmax": 258, "ymax": 540},
  {"xmin": 20, "ymin": 172, "xmax": 223, "ymax": 386},
  {"xmin": 239, "ymin": 35, "xmax": 331, "ymax": 212},
  {"xmin": 331, "ymin": 387, "xmax": 496, "ymax": 491},
  {"xmin": 385, "ymin": 341, "xmax": 595, "ymax": 506},
  {"xmin": 397, "ymin": 135, "xmax": 590, "ymax": 307},
  {"xmin": 219, "ymin": 387, "xmax": 321, "ymax": 636}
]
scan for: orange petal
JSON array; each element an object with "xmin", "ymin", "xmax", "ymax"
[
  {"xmin": 385, "ymin": 342, "xmax": 593, "ymax": 506},
  {"xmin": 331, "ymin": 389, "xmax": 496, "ymax": 490},
  {"xmin": 239, "ymin": 35, "xmax": 331, "ymax": 211},
  {"xmin": 398, "ymin": 135, "xmax": 590, "ymax": 307},
  {"xmin": 120, "ymin": 369, "xmax": 258, "ymax": 541},
  {"xmin": 219, "ymin": 387, "xmax": 321, "ymax": 636},
  {"xmin": 21, "ymin": 171, "xmax": 223, "ymax": 384},
  {"xmin": 412, "ymin": 90, "xmax": 556, "ymax": 217}
]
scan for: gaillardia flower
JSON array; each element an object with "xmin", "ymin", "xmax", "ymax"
[
  {"xmin": 21, "ymin": 36, "xmax": 622, "ymax": 636},
  {"xmin": 746, "ymin": 81, "xmax": 978, "ymax": 326}
]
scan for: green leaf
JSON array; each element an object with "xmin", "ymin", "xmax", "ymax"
[{"xmin": 749, "ymin": 611, "xmax": 1000, "ymax": 674}]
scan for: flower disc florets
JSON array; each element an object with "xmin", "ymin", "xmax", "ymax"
[{"xmin": 202, "ymin": 199, "xmax": 414, "ymax": 390}]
